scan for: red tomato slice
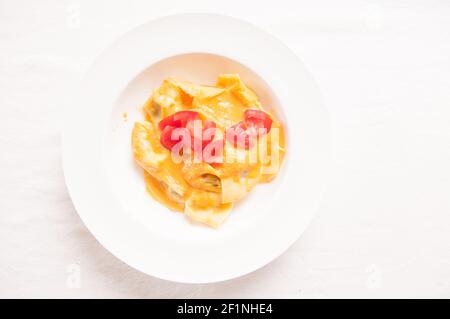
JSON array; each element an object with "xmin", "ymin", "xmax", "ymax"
[
  {"xmin": 158, "ymin": 111, "xmax": 199, "ymax": 130},
  {"xmin": 160, "ymin": 126, "xmax": 190, "ymax": 151},
  {"xmin": 226, "ymin": 121, "xmax": 255, "ymax": 150},
  {"xmin": 244, "ymin": 109, "xmax": 272, "ymax": 136}
]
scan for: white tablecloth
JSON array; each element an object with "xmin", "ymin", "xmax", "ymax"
[{"xmin": 1, "ymin": 0, "xmax": 450, "ymax": 298}]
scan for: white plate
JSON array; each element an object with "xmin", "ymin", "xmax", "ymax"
[{"xmin": 62, "ymin": 14, "xmax": 330, "ymax": 283}]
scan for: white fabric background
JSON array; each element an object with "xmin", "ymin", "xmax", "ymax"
[{"xmin": 1, "ymin": 0, "xmax": 450, "ymax": 298}]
